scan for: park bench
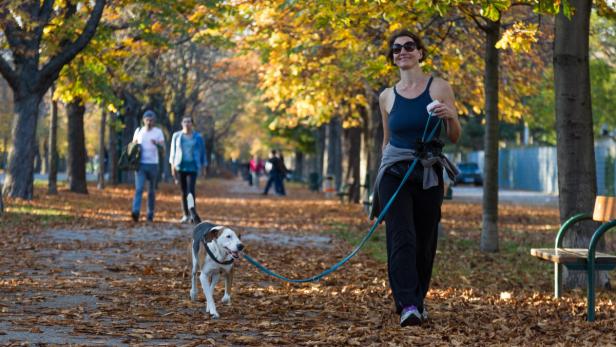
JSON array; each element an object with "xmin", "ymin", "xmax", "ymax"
[
  {"xmin": 337, "ymin": 183, "xmax": 350, "ymax": 203},
  {"xmin": 530, "ymin": 195, "xmax": 616, "ymax": 321}
]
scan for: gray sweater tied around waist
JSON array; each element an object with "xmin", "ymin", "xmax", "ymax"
[{"xmin": 369, "ymin": 143, "xmax": 460, "ymax": 221}]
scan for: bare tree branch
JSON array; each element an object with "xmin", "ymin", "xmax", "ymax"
[
  {"xmin": 0, "ymin": 54, "xmax": 17, "ymax": 89},
  {"xmin": 214, "ymin": 112, "xmax": 240, "ymax": 142},
  {"xmin": 458, "ymin": 4, "xmax": 490, "ymax": 32},
  {"xmin": 1, "ymin": 8, "xmax": 25, "ymax": 52},
  {"xmin": 470, "ymin": 14, "xmax": 489, "ymax": 32},
  {"xmin": 34, "ymin": 0, "xmax": 55, "ymax": 44}
]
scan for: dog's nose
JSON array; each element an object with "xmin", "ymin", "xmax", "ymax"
[{"xmin": 237, "ymin": 244, "xmax": 244, "ymax": 251}]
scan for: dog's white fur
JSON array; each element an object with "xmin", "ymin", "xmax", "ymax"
[{"xmin": 190, "ymin": 225, "xmax": 243, "ymax": 319}]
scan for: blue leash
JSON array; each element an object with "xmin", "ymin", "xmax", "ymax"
[{"xmin": 243, "ymin": 114, "xmax": 443, "ymax": 283}]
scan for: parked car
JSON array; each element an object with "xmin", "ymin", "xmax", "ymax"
[{"xmin": 455, "ymin": 162, "xmax": 483, "ymax": 186}]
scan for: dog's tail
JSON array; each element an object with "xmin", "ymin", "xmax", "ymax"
[{"xmin": 187, "ymin": 193, "xmax": 202, "ymax": 224}]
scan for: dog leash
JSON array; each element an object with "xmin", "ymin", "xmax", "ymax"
[{"xmin": 242, "ymin": 114, "xmax": 444, "ymax": 283}]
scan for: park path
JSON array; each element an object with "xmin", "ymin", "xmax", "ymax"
[{"xmin": 1, "ymin": 179, "xmax": 614, "ymax": 346}]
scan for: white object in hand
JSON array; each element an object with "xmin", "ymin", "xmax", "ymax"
[{"xmin": 426, "ymin": 100, "xmax": 441, "ymax": 113}]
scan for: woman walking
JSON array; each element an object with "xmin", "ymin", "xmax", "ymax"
[
  {"xmin": 169, "ymin": 116, "xmax": 207, "ymax": 223},
  {"xmin": 370, "ymin": 30, "xmax": 461, "ymax": 327}
]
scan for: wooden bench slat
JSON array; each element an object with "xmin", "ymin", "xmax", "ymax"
[{"xmin": 530, "ymin": 248, "xmax": 616, "ymax": 264}]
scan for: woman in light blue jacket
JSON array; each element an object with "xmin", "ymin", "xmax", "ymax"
[{"xmin": 169, "ymin": 116, "xmax": 207, "ymax": 223}]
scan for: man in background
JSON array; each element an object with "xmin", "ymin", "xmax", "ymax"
[{"xmin": 131, "ymin": 110, "xmax": 165, "ymax": 222}]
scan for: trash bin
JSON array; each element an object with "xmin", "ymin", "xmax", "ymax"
[
  {"xmin": 308, "ymin": 172, "xmax": 320, "ymax": 192},
  {"xmin": 323, "ymin": 175, "xmax": 335, "ymax": 198}
]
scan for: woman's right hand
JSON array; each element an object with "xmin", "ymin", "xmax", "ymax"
[{"xmin": 171, "ymin": 168, "xmax": 178, "ymax": 184}]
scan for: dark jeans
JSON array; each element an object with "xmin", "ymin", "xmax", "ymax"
[
  {"xmin": 276, "ymin": 174, "xmax": 286, "ymax": 195},
  {"xmin": 132, "ymin": 163, "xmax": 159, "ymax": 220},
  {"xmin": 263, "ymin": 171, "xmax": 285, "ymax": 195},
  {"xmin": 179, "ymin": 171, "xmax": 197, "ymax": 217},
  {"xmin": 378, "ymin": 165, "xmax": 443, "ymax": 313}
]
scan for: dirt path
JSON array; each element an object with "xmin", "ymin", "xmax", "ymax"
[{"xmin": 1, "ymin": 179, "xmax": 614, "ymax": 346}]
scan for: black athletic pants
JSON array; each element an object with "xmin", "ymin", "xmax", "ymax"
[
  {"xmin": 180, "ymin": 171, "xmax": 197, "ymax": 217},
  {"xmin": 378, "ymin": 166, "xmax": 443, "ymax": 313}
]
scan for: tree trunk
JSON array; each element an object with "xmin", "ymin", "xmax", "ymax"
[
  {"xmin": 33, "ymin": 141, "xmax": 41, "ymax": 174},
  {"xmin": 109, "ymin": 113, "xmax": 119, "ymax": 185},
  {"xmin": 41, "ymin": 137, "xmax": 48, "ymax": 175},
  {"xmin": 66, "ymin": 99, "xmax": 88, "ymax": 194},
  {"xmin": 48, "ymin": 90, "xmax": 58, "ymax": 195},
  {"xmin": 2, "ymin": 91, "xmax": 43, "ymax": 199},
  {"xmin": 554, "ymin": 0, "xmax": 605, "ymax": 288},
  {"xmin": 481, "ymin": 19, "xmax": 501, "ymax": 253},
  {"xmin": 294, "ymin": 151, "xmax": 304, "ymax": 181},
  {"xmin": 2, "ymin": 136, "xmax": 7, "ymax": 169},
  {"xmin": 315, "ymin": 125, "xmax": 326, "ymax": 185},
  {"xmin": 119, "ymin": 91, "xmax": 142, "ymax": 183},
  {"xmin": 205, "ymin": 135, "xmax": 214, "ymax": 173},
  {"xmin": 326, "ymin": 116, "xmax": 343, "ymax": 190},
  {"xmin": 98, "ymin": 110, "xmax": 107, "ymax": 189},
  {"xmin": 0, "ymin": 0, "xmax": 106, "ymax": 199},
  {"xmin": 0, "ymin": 183, "xmax": 3, "ymax": 216},
  {"xmin": 171, "ymin": 80, "xmax": 187, "ymax": 131},
  {"xmin": 345, "ymin": 126, "xmax": 361, "ymax": 203},
  {"xmin": 366, "ymin": 91, "xmax": 383, "ymax": 194}
]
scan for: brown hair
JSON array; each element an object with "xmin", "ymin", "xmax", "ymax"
[{"xmin": 387, "ymin": 30, "xmax": 427, "ymax": 64}]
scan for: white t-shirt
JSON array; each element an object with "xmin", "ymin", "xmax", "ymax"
[{"xmin": 133, "ymin": 127, "xmax": 164, "ymax": 164}]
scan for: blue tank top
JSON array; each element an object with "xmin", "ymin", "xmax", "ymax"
[
  {"xmin": 388, "ymin": 77, "xmax": 440, "ymax": 149},
  {"xmin": 179, "ymin": 134, "xmax": 197, "ymax": 172}
]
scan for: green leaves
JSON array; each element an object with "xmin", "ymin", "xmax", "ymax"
[
  {"xmin": 534, "ymin": 0, "xmax": 573, "ymax": 18},
  {"xmin": 52, "ymin": 0, "xmax": 231, "ymax": 112},
  {"xmin": 480, "ymin": 0, "xmax": 510, "ymax": 21}
]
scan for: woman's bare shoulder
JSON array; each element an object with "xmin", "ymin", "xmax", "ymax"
[
  {"xmin": 379, "ymin": 86, "xmax": 394, "ymax": 100},
  {"xmin": 379, "ymin": 86, "xmax": 396, "ymax": 108},
  {"xmin": 429, "ymin": 76, "xmax": 454, "ymax": 100}
]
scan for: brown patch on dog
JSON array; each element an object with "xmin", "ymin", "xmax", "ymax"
[{"xmin": 205, "ymin": 226, "xmax": 224, "ymax": 242}]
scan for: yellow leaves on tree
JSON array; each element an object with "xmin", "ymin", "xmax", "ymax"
[
  {"xmin": 496, "ymin": 22, "xmax": 540, "ymax": 53},
  {"xmin": 235, "ymin": 1, "xmax": 554, "ymax": 130}
]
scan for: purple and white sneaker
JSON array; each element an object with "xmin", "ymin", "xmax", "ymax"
[{"xmin": 400, "ymin": 305, "xmax": 422, "ymax": 327}]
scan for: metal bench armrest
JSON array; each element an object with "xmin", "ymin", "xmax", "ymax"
[
  {"xmin": 588, "ymin": 219, "xmax": 616, "ymax": 264},
  {"xmin": 586, "ymin": 219, "xmax": 616, "ymax": 321},
  {"xmin": 555, "ymin": 213, "xmax": 593, "ymax": 248}
]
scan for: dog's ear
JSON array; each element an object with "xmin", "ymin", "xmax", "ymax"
[{"xmin": 207, "ymin": 225, "xmax": 224, "ymax": 241}]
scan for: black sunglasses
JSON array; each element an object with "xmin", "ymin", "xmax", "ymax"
[{"xmin": 392, "ymin": 42, "xmax": 417, "ymax": 54}]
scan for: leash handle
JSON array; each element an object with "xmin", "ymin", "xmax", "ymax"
[{"xmin": 243, "ymin": 116, "xmax": 443, "ymax": 283}]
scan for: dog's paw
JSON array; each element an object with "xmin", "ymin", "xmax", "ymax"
[
  {"xmin": 190, "ymin": 290, "xmax": 197, "ymax": 301},
  {"xmin": 210, "ymin": 311, "xmax": 220, "ymax": 319},
  {"xmin": 222, "ymin": 294, "xmax": 231, "ymax": 305}
]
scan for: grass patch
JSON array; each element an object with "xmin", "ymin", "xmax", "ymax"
[
  {"xmin": 323, "ymin": 222, "xmax": 554, "ymax": 291},
  {"xmin": 9, "ymin": 205, "xmax": 68, "ymax": 216},
  {"xmin": 1, "ymin": 204, "xmax": 73, "ymax": 231},
  {"xmin": 434, "ymin": 237, "xmax": 554, "ymax": 290},
  {"xmin": 325, "ymin": 221, "xmax": 387, "ymax": 263}
]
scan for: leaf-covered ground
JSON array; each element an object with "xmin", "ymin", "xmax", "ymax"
[{"xmin": 1, "ymin": 179, "xmax": 615, "ymax": 346}]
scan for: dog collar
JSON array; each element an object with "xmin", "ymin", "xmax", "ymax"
[{"xmin": 204, "ymin": 242, "xmax": 234, "ymax": 265}]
